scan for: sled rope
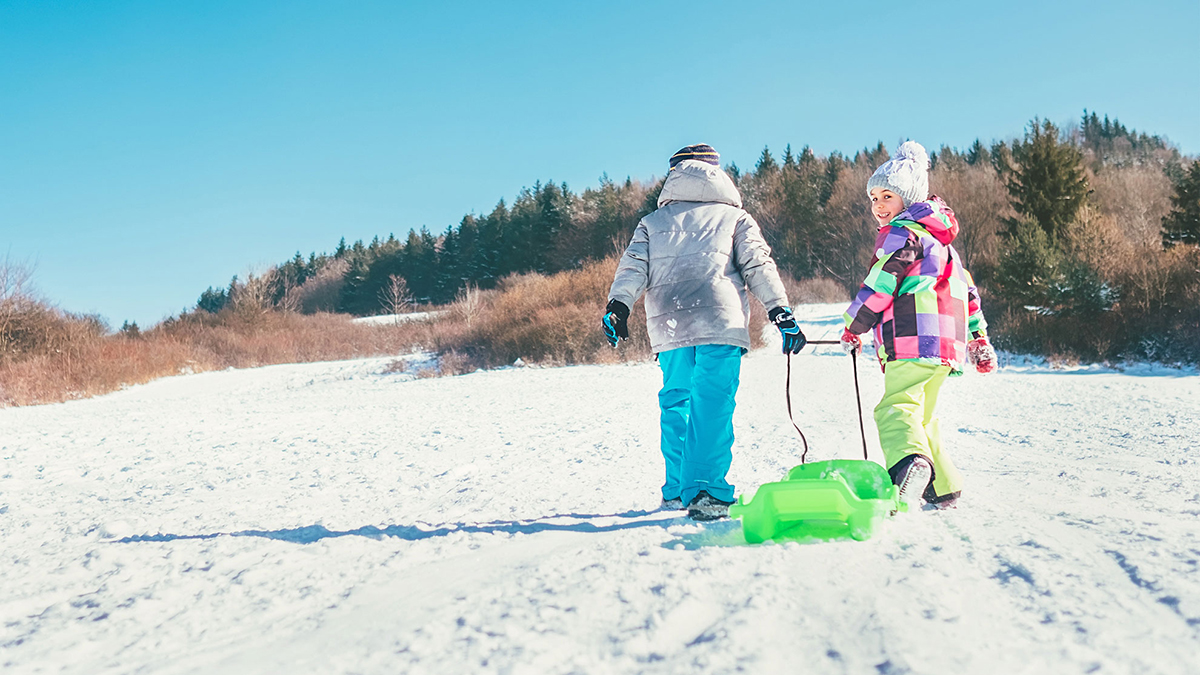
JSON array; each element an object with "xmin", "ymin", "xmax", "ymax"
[
  {"xmin": 850, "ymin": 348, "xmax": 869, "ymax": 460},
  {"xmin": 784, "ymin": 350, "xmax": 811, "ymax": 463},
  {"xmin": 785, "ymin": 341, "xmax": 870, "ymax": 464}
]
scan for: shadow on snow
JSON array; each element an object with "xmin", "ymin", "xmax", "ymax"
[{"xmin": 114, "ymin": 509, "xmax": 693, "ymax": 545}]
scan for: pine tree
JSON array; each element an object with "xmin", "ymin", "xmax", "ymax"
[
  {"xmin": 857, "ymin": 142, "xmax": 889, "ymax": 168},
  {"xmin": 436, "ymin": 225, "xmax": 462, "ymax": 302},
  {"xmin": 535, "ymin": 181, "xmax": 574, "ymax": 273},
  {"xmin": 478, "ymin": 200, "xmax": 509, "ymax": 283},
  {"xmin": 1163, "ymin": 160, "xmax": 1200, "ymax": 248},
  {"xmin": 1004, "ymin": 119, "xmax": 1089, "ymax": 241},
  {"xmin": 197, "ymin": 286, "xmax": 229, "ymax": 313},
  {"xmin": 587, "ymin": 175, "xmax": 643, "ymax": 260},
  {"xmin": 820, "ymin": 152, "xmax": 844, "ymax": 205},
  {"xmin": 456, "ymin": 214, "xmax": 481, "ymax": 285},
  {"xmin": 402, "ymin": 228, "xmax": 438, "ymax": 303},
  {"xmin": 756, "ymin": 147, "xmax": 778, "ymax": 176},
  {"xmin": 966, "ymin": 139, "xmax": 990, "ymax": 166},
  {"xmin": 798, "ymin": 145, "xmax": 817, "ymax": 168},
  {"xmin": 989, "ymin": 141, "xmax": 1013, "ymax": 176},
  {"xmin": 507, "ymin": 186, "xmax": 540, "ymax": 274},
  {"xmin": 781, "ymin": 145, "xmax": 795, "ymax": 169},
  {"xmin": 640, "ymin": 177, "xmax": 665, "ymax": 217},
  {"xmin": 776, "ymin": 146, "xmax": 827, "ymax": 277},
  {"xmin": 993, "ymin": 217, "xmax": 1063, "ymax": 308},
  {"xmin": 338, "ymin": 256, "xmax": 372, "ymax": 314}
]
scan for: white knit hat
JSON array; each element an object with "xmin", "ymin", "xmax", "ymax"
[{"xmin": 865, "ymin": 141, "xmax": 930, "ymax": 207}]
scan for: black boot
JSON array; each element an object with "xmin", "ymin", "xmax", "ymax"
[
  {"xmin": 687, "ymin": 490, "xmax": 734, "ymax": 521},
  {"xmin": 889, "ymin": 454, "xmax": 933, "ymax": 508}
]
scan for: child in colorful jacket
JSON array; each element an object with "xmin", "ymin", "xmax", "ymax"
[{"xmin": 840, "ymin": 141, "xmax": 996, "ymax": 508}]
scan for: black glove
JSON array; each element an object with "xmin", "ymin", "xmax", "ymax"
[
  {"xmin": 601, "ymin": 299, "xmax": 630, "ymax": 347},
  {"xmin": 768, "ymin": 306, "xmax": 807, "ymax": 354}
]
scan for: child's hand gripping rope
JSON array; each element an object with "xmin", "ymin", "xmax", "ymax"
[
  {"xmin": 839, "ymin": 327, "xmax": 862, "ymax": 355},
  {"xmin": 768, "ymin": 307, "xmax": 807, "ymax": 354}
]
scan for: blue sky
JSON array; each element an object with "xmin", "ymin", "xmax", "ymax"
[{"xmin": 2, "ymin": 0, "xmax": 1197, "ymax": 326}]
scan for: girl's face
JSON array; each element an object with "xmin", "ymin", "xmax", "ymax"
[{"xmin": 869, "ymin": 188, "xmax": 906, "ymax": 227}]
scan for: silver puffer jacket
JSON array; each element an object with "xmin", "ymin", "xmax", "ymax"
[{"xmin": 607, "ymin": 160, "xmax": 789, "ymax": 354}]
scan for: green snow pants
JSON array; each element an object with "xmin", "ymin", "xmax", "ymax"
[{"xmin": 873, "ymin": 360, "xmax": 964, "ymax": 501}]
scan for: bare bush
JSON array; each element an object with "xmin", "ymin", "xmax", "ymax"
[
  {"xmin": 277, "ymin": 277, "xmax": 301, "ymax": 313},
  {"xmin": 817, "ymin": 164, "xmax": 877, "ymax": 286},
  {"xmin": 378, "ymin": 274, "xmax": 413, "ymax": 317},
  {"xmin": 0, "ymin": 258, "xmax": 37, "ymax": 355},
  {"xmin": 1090, "ymin": 165, "xmax": 1173, "ymax": 249},
  {"xmin": 382, "ymin": 358, "xmax": 409, "ymax": 374},
  {"xmin": 784, "ymin": 276, "xmax": 849, "ymax": 305},
  {"xmin": 931, "ymin": 163, "xmax": 1011, "ymax": 282},
  {"xmin": 453, "ymin": 283, "xmax": 486, "ymax": 328},
  {"xmin": 0, "ymin": 260, "xmax": 109, "ymax": 368},
  {"xmin": 228, "ymin": 271, "xmax": 275, "ymax": 320},
  {"xmin": 437, "ymin": 350, "xmax": 472, "ymax": 376},
  {"xmin": 435, "ymin": 258, "xmax": 648, "ymax": 369},
  {"xmin": 294, "ymin": 258, "xmax": 349, "ymax": 314},
  {"xmin": 0, "ymin": 307, "xmax": 441, "ymax": 407},
  {"xmin": 0, "ymin": 256, "xmax": 35, "ymax": 303}
]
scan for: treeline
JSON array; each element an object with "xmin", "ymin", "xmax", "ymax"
[
  {"xmin": 192, "ymin": 111, "xmax": 1200, "ymax": 363},
  {"xmin": 195, "ymin": 177, "xmax": 656, "ymax": 315}
]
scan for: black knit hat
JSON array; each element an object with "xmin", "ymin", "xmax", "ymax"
[{"xmin": 669, "ymin": 144, "xmax": 720, "ymax": 169}]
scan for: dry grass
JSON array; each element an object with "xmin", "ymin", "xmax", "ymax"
[
  {"xmin": 425, "ymin": 257, "xmax": 832, "ymax": 371},
  {"xmin": 0, "ymin": 255, "xmax": 853, "ymax": 408},
  {"xmin": 429, "ymin": 259, "xmax": 651, "ymax": 369},
  {"xmin": 990, "ymin": 235, "xmax": 1200, "ymax": 364},
  {"xmin": 1, "ymin": 257, "xmax": 644, "ymax": 406},
  {"xmin": 7, "ymin": 228, "xmax": 1190, "ymax": 408},
  {"xmin": 781, "ymin": 275, "xmax": 849, "ymax": 304},
  {"xmin": 0, "ymin": 300, "xmax": 440, "ymax": 407}
]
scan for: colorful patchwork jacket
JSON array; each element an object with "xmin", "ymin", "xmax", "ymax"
[{"xmin": 843, "ymin": 197, "xmax": 987, "ymax": 374}]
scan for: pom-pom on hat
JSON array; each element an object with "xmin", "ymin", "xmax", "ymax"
[
  {"xmin": 866, "ymin": 141, "xmax": 930, "ymax": 207},
  {"xmin": 670, "ymin": 144, "xmax": 720, "ymax": 169}
]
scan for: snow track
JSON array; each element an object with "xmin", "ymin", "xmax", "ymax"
[{"xmin": 2, "ymin": 306, "xmax": 1198, "ymax": 674}]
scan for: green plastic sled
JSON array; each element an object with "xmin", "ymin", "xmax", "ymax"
[{"xmin": 729, "ymin": 459, "xmax": 904, "ymax": 543}]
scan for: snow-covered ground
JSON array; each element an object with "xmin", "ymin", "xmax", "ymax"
[
  {"xmin": 2, "ymin": 305, "xmax": 1198, "ymax": 674},
  {"xmin": 352, "ymin": 311, "xmax": 445, "ymax": 326}
]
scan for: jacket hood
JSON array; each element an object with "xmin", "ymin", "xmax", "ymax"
[
  {"xmin": 894, "ymin": 196, "xmax": 959, "ymax": 245},
  {"xmin": 658, "ymin": 159, "xmax": 743, "ymax": 209}
]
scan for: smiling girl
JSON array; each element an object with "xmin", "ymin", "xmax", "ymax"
[{"xmin": 840, "ymin": 141, "xmax": 996, "ymax": 509}]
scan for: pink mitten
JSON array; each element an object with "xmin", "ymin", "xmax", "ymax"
[
  {"xmin": 968, "ymin": 337, "xmax": 997, "ymax": 374},
  {"xmin": 840, "ymin": 328, "xmax": 862, "ymax": 355}
]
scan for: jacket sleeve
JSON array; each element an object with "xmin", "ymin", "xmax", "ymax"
[
  {"xmin": 607, "ymin": 219, "xmax": 650, "ymax": 307},
  {"xmin": 843, "ymin": 225, "xmax": 922, "ymax": 334},
  {"xmin": 965, "ymin": 268, "xmax": 988, "ymax": 339},
  {"xmin": 732, "ymin": 212, "xmax": 789, "ymax": 311}
]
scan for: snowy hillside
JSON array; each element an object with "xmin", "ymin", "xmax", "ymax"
[{"xmin": 2, "ymin": 305, "xmax": 1198, "ymax": 674}]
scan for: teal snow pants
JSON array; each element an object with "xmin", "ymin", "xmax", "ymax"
[{"xmin": 657, "ymin": 344, "xmax": 742, "ymax": 504}]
